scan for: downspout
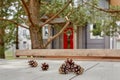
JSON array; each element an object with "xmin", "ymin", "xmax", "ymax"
[{"xmin": 85, "ymin": 24, "xmax": 87, "ymax": 49}]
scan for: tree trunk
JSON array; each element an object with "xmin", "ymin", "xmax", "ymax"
[
  {"xmin": 29, "ymin": 27, "xmax": 44, "ymax": 49},
  {"xmin": 0, "ymin": 28, "xmax": 5, "ymax": 58},
  {"xmin": 16, "ymin": 27, "xmax": 19, "ymax": 49},
  {"xmin": 28, "ymin": 0, "xmax": 44, "ymax": 49},
  {"xmin": 0, "ymin": 1, "xmax": 5, "ymax": 59}
]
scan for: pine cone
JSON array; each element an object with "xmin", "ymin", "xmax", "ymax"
[
  {"xmin": 59, "ymin": 63, "xmax": 68, "ymax": 74},
  {"xmin": 28, "ymin": 60, "xmax": 38, "ymax": 67},
  {"xmin": 41, "ymin": 62, "xmax": 49, "ymax": 71},
  {"xmin": 65, "ymin": 58, "xmax": 74, "ymax": 72},
  {"xmin": 73, "ymin": 64, "xmax": 84, "ymax": 75}
]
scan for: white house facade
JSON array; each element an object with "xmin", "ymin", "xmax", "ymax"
[{"xmin": 18, "ymin": 27, "xmax": 31, "ymax": 50}]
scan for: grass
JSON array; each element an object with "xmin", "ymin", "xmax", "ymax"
[{"xmin": 5, "ymin": 50, "xmax": 15, "ymax": 59}]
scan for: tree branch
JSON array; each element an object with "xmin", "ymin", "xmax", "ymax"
[
  {"xmin": 86, "ymin": 1, "xmax": 120, "ymax": 13},
  {"xmin": 40, "ymin": 0, "xmax": 72, "ymax": 27},
  {"xmin": 43, "ymin": 19, "xmax": 70, "ymax": 48},
  {"xmin": 0, "ymin": 18, "xmax": 29, "ymax": 29},
  {"xmin": 21, "ymin": 0, "xmax": 35, "ymax": 27}
]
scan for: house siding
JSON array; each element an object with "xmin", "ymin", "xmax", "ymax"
[{"xmin": 82, "ymin": 24, "xmax": 110, "ymax": 49}]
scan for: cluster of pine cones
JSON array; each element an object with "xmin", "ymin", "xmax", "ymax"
[
  {"xmin": 28, "ymin": 60, "xmax": 49, "ymax": 71},
  {"xmin": 59, "ymin": 58, "xmax": 84, "ymax": 75}
]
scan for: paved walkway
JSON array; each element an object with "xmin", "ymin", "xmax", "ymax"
[{"xmin": 0, "ymin": 59, "xmax": 120, "ymax": 80}]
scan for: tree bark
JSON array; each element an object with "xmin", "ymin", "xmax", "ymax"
[
  {"xmin": 29, "ymin": 27, "xmax": 43, "ymax": 49},
  {"xmin": 0, "ymin": 28, "xmax": 5, "ymax": 58},
  {"xmin": 27, "ymin": 0, "xmax": 44, "ymax": 49},
  {"xmin": 0, "ymin": 0, "xmax": 5, "ymax": 59},
  {"xmin": 16, "ymin": 27, "xmax": 19, "ymax": 49}
]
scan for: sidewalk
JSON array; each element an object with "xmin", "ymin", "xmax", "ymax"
[{"xmin": 0, "ymin": 59, "xmax": 120, "ymax": 80}]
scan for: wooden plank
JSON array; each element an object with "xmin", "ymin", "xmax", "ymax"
[{"xmin": 15, "ymin": 49, "xmax": 120, "ymax": 60}]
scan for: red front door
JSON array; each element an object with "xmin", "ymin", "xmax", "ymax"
[{"xmin": 64, "ymin": 27, "xmax": 74, "ymax": 49}]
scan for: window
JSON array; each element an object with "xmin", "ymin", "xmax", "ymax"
[
  {"xmin": 44, "ymin": 26, "xmax": 48, "ymax": 36},
  {"xmin": 23, "ymin": 41, "xmax": 27, "ymax": 49},
  {"xmin": 90, "ymin": 24, "xmax": 103, "ymax": 39},
  {"xmin": 98, "ymin": 0, "xmax": 110, "ymax": 9},
  {"xmin": 42, "ymin": 24, "xmax": 49, "ymax": 39},
  {"xmin": 23, "ymin": 30, "xmax": 26, "ymax": 37}
]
